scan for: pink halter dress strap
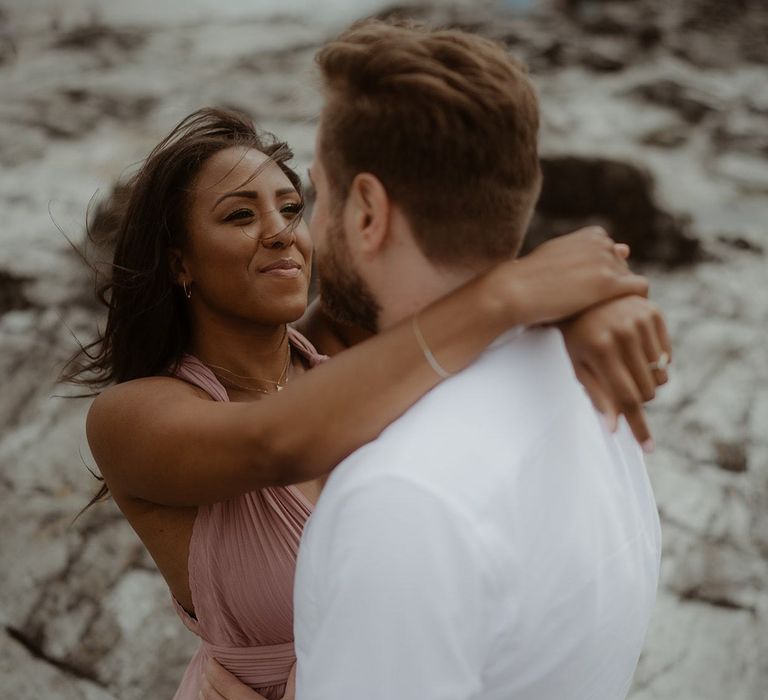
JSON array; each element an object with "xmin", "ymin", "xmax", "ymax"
[{"xmin": 168, "ymin": 327, "xmax": 328, "ymax": 700}]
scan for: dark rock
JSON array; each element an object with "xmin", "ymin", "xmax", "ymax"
[
  {"xmin": 501, "ymin": 25, "xmax": 570, "ymax": 71},
  {"xmin": 0, "ymin": 9, "xmax": 16, "ymax": 66},
  {"xmin": 524, "ymin": 156, "xmax": 701, "ymax": 266},
  {"xmin": 235, "ymin": 42, "xmax": 316, "ymax": 74},
  {"xmin": 636, "ymin": 22, "xmax": 663, "ymax": 50},
  {"xmin": 669, "ymin": 0, "xmax": 768, "ymax": 67},
  {"xmin": 711, "ymin": 112, "xmax": 768, "ymax": 158},
  {"xmin": 533, "ymin": 38, "xmax": 566, "ymax": 69},
  {"xmin": 373, "ymin": 3, "xmax": 434, "ymax": 22},
  {"xmin": 53, "ymin": 23, "xmax": 146, "ymax": 54},
  {"xmin": 670, "ymin": 34, "xmax": 730, "ymax": 70},
  {"xmin": 741, "ymin": 24, "xmax": 768, "ymax": 65},
  {"xmin": 714, "ymin": 441, "xmax": 749, "ymax": 473},
  {"xmin": 0, "ymin": 270, "xmax": 33, "ymax": 316},
  {"xmin": 641, "ymin": 124, "xmax": 690, "ymax": 148},
  {"xmin": 580, "ymin": 4, "xmax": 640, "ymax": 36},
  {"xmin": 23, "ymin": 89, "xmax": 158, "ymax": 140},
  {"xmin": 580, "ymin": 39, "xmax": 629, "ymax": 72},
  {"xmin": 626, "ymin": 79, "xmax": 721, "ymax": 124},
  {"xmin": 717, "ymin": 235, "xmax": 765, "ymax": 255},
  {"xmin": 679, "ymin": 586, "xmax": 757, "ymax": 614},
  {"xmin": 746, "ymin": 92, "xmax": 768, "ymax": 116},
  {"xmin": 678, "ymin": 0, "xmax": 755, "ymax": 31},
  {"xmin": 567, "ymin": 1, "xmax": 663, "ymax": 48}
]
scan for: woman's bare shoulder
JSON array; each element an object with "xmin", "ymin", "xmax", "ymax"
[
  {"xmin": 86, "ymin": 376, "xmax": 209, "ymax": 460},
  {"xmin": 90, "ymin": 375, "xmax": 206, "ymax": 413}
]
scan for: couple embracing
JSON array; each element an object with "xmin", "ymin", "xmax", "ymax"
[{"xmin": 77, "ymin": 19, "xmax": 667, "ymax": 700}]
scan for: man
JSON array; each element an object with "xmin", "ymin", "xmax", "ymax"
[
  {"xmin": 298, "ymin": 21, "xmax": 660, "ymax": 699},
  {"xmin": 206, "ymin": 20, "xmax": 662, "ymax": 700}
]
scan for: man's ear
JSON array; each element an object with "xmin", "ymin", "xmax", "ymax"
[
  {"xmin": 347, "ymin": 173, "xmax": 390, "ymax": 257},
  {"xmin": 168, "ymin": 247, "xmax": 190, "ymax": 285}
]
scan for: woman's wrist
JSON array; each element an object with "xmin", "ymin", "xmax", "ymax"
[{"xmin": 482, "ymin": 259, "xmax": 529, "ymax": 330}]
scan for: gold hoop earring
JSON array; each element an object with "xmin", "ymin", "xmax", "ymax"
[{"xmin": 183, "ymin": 280, "xmax": 192, "ymax": 299}]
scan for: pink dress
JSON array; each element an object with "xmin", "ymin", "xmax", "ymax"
[{"xmin": 170, "ymin": 328, "xmax": 328, "ymax": 700}]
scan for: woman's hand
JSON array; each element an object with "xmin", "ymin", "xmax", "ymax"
[
  {"xmin": 201, "ymin": 658, "xmax": 277, "ymax": 700},
  {"xmin": 560, "ymin": 295, "xmax": 672, "ymax": 450},
  {"xmin": 493, "ymin": 227, "xmax": 649, "ymax": 327}
]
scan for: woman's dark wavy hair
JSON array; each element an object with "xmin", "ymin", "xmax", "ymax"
[{"xmin": 62, "ymin": 107, "xmax": 303, "ymax": 508}]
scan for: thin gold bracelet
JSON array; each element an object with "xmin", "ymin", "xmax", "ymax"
[{"xmin": 412, "ymin": 313, "xmax": 454, "ymax": 380}]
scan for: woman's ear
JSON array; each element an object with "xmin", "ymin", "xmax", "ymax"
[
  {"xmin": 348, "ymin": 173, "xmax": 390, "ymax": 257},
  {"xmin": 167, "ymin": 247, "xmax": 189, "ymax": 284}
]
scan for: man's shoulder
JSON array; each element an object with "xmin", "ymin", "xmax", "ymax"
[
  {"xmin": 322, "ymin": 327, "xmax": 590, "ymax": 498},
  {"xmin": 384, "ymin": 325, "xmax": 587, "ymax": 448}
]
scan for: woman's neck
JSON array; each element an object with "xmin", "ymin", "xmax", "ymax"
[{"xmin": 188, "ymin": 314, "xmax": 292, "ymax": 389}]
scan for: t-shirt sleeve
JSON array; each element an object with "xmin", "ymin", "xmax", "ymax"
[{"xmin": 296, "ymin": 475, "xmax": 494, "ymax": 700}]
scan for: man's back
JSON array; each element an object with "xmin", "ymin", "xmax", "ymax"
[{"xmin": 295, "ymin": 327, "xmax": 661, "ymax": 700}]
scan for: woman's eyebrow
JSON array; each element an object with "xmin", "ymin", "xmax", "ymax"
[
  {"xmin": 211, "ymin": 187, "xmax": 297, "ymax": 212},
  {"xmin": 212, "ymin": 190, "xmax": 258, "ymax": 211}
]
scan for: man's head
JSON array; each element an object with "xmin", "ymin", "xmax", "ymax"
[{"xmin": 309, "ymin": 20, "xmax": 542, "ymax": 331}]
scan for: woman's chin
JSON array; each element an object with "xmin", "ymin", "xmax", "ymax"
[
  {"xmin": 267, "ymin": 297, "xmax": 309, "ymax": 325},
  {"xmin": 218, "ymin": 288, "xmax": 309, "ymax": 326}
]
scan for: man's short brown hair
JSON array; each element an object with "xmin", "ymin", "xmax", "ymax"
[{"xmin": 315, "ymin": 20, "xmax": 542, "ymax": 266}]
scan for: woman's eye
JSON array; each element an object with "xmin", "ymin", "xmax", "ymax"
[
  {"xmin": 224, "ymin": 208, "xmax": 255, "ymax": 222},
  {"xmin": 281, "ymin": 202, "xmax": 303, "ymax": 218}
]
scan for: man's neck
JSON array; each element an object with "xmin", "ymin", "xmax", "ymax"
[
  {"xmin": 375, "ymin": 261, "xmax": 484, "ymax": 331},
  {"xmin": 363, "ymin": 209, "xmax": 496, "ymax": 331}
]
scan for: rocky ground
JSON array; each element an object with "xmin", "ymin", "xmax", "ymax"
[{"xmin": 1, "ymin": 0, "xmax": 766, "ymax": 698}]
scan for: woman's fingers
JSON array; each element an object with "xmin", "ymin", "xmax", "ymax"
[
  {"xmin": 618, "ymin": 328, "xmax": 658, "ymax": 403},
  {"xmin": 586, "ymin": 349, "xmax": 653, "ymax": 450},
  {"xmin": 574, "ymin": 363, "xmax": 614, "ymax": 420},
  {"xmin": 514, "ymin": 227, "xmax": 651, "ymax": 325},
  {"xmin": 614, "ymin": 243, "xmax": 630, "ymax": 260},
  {"xmin": 638, "ymin": 315, "xmax": 669, "ymax": 387},
  {"xmin": 653, "ymin": 309, "xmax": 673, "ymax": 362},
  {"xmin": 616, "ymin": 273, "xmax": 650, "ymax": 299}
]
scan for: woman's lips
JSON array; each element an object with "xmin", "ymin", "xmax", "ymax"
[
  {"xmin": 259, "ymin": 259, "xmax": 302, "ymax": 278},
  {"xmin": 261, "ymin": 267, "xmax": 301, "ymax": 279}
]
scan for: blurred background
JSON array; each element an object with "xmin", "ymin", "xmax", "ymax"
[{"xmin": 0, "ymin": 0, "xmax": 766, "ymax": 698}]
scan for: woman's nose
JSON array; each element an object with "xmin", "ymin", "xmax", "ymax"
[{"xmin": 261, "ymin": 210, "xmax": 296, "ymax": 249}]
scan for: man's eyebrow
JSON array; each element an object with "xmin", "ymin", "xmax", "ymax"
[{"xmin": 211, "ymin": 188, "xmax": 297, "ymax": 212}]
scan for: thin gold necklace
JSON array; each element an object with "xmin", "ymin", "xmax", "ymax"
[{"xmin": 204, "ymin": 344, "xmax": 292, "ymax": 394}]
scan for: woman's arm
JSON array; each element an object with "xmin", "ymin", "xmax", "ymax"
[
  {"xmin": 88, "ymin": 227, "xmax": 646, "ymax": 507},
  {"xmin": 299, "ymin": 243, "xmax": 671, "ymax": 448}
]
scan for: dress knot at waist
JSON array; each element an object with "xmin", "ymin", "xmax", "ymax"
[{"xmin": 202, "ymin": 640, "xmax": 296, "ymax": 688}]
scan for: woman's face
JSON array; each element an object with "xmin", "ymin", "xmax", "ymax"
[{"xmin": 180, "ymin": 146, "xmax": 312, "ymax": 327}]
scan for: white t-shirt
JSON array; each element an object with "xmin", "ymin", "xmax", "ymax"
[{"xmin": 294, "ymin": 327, "xmax": 661, "ymax": 700}]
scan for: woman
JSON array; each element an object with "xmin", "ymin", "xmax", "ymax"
[{"xmin": 71, "ymin": 108, "xmax": 667, "ymax": 700}]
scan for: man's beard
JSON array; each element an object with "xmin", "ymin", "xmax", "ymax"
[{"xmin": 317, "ymin": 212, "xmax": 381, "ymax": 333}]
